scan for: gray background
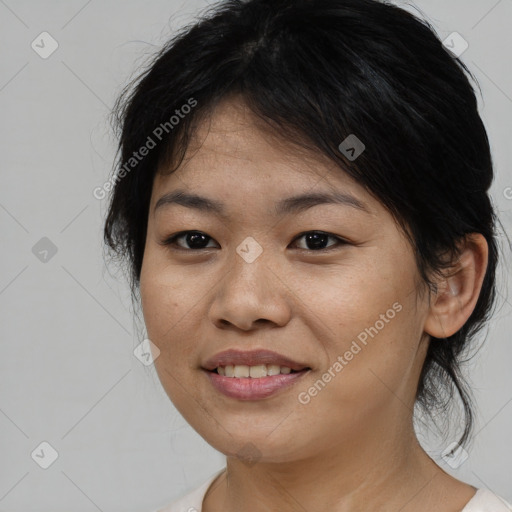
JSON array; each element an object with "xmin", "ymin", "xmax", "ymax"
[{"xmin": 1, "ymin": 1, "xmax": 511, "ymax": 510}]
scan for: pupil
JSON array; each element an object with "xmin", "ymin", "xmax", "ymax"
[
  {"xmin": 188, "ymin": 232, "xmax": 208, "ymax": 248},
  {"xmin": 306, "ymin": 232, "xmax": 328, "ymax": 250},
  {"xmin": 186, "ymin": 232, "xmax": 328, "ymax": 250}
]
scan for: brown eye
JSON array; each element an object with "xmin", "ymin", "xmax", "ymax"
[
  {"xmin": 292, "ymin": 231, "xmax": 347, "ymax": 251},
  {"xmin": 161, "ymin": 230, "xmax": 347, "ymax": 252},
  {"xmin": 162, "ymin": 231, "xmax": 218, "ymax": 250}
]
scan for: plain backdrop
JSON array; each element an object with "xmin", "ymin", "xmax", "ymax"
[{"xmin": 1, "ymin": 1, "xmax": 511, "ymax": 510}]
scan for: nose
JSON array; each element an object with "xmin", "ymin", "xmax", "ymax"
[{"xmin": 207, "ymin": 248, "xmax": 292, "ymax": 331}]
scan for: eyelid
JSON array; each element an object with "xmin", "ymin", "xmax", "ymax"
[
  {"xmin": 291, "ymin": 231, "xmax": 348, "ymax": 251},
  {"xmin": 160, "ymin": 230, "xmax": 218, "ymax": 251},
  {"xmin": 160, "ymin": 230, "xmax": 349, "ymax": 252}
]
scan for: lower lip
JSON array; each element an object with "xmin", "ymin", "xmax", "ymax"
[{"xmin": 204, "ymin": 369, "xmax": 310, "ymax": 400}]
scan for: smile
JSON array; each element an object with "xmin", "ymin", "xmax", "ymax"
[
  {"xmin": 204, "ymin": 367, "xmax": 310, "ymax": 400},
  {"xmin": 214, "ymin": 364, "xmax": 300, "ymax": 377}
]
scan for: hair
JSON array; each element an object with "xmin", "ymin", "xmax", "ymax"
[{"xmin": 103, "ymin": 0, "xmax": 505, "ymax": 448}]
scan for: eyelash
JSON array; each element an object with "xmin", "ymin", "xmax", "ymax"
[{"xmin": 161, "ymin": 230, "xmax": 348, "ymax": 253}]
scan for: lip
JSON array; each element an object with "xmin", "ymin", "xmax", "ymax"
[
  {"xmin": 202, "ymin": 349, "xmax": 309, "ymax": 372},
  {"xmin": 204, "ymin": 368, "xmax": 310, "ymax": 400}
]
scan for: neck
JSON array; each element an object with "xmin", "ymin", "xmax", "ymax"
[{"xmin": 204, "ymin": 417, "xmax": 468, "ymax": 512}]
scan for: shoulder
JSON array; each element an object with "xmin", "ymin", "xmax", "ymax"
[
  {"xmin": 462, "ymin": 489, "xmax": 512, "ymax": 512},
  {"xmin": 151, "ymin": 468, "xmax": 226, "ymax": 512}
]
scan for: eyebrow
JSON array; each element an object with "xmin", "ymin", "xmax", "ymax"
[{"xmin": 154, "ymin": 188, "xmax": 371, "ymax": 217}]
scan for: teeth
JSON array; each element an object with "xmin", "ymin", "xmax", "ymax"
[
  {"xmin": 215, "ymin": 364, "xmax": 298, "ymax": 378},
  {"xmin": 267, "ymin": 364, "xmax": 281, "ymax": 376},
  {"xmin": 234, "ymin": 365, "xmax": 249, "ymax": 378},
  {"xmin": 249, "ymin": 365, "xmax": 267, "ymax": 378}
]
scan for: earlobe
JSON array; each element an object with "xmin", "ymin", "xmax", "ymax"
[{"xmin": 424, "ymin": 233, "xmax": 488, "ymax": 340}]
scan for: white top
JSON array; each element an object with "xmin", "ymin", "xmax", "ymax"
[{"xmin": 152, "ymin": 468, "xmax": 512, "ymax": 512}]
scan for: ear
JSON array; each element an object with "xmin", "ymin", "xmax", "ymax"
[{"xmin": 424, "ymin": 233, "xmax": 489, "ymax": 339}]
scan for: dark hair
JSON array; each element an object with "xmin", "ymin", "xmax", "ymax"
[{"xmin": 103, "ymin": 0, "xmax": 504, "ymax": 448}]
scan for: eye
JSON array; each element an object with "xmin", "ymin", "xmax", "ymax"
[
  {"xmin": 161, "ymin": 230, "xmax": 347, "ymax": 252},
  {"xmin": 161, "ymin": 230, "xmax": 218, "ymax": 251},
  {"xmin": 291, "ymin": 231, "xmax": 347, "ymax": 252}
]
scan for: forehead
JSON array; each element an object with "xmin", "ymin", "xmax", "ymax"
[{"xmin": 150, "ymin": 96, "xmax": 378, "ymax": 218}]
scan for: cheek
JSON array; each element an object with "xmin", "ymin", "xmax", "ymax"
[
  {"xmin": 333, "ymin": 317, "xmax": 423, "ymax": 427},
  {"xmin": 139, "ymin": 252, "xmax": 209, "ymax": 372},
  {"xmin": 302, "ymin": 260, "xmax": 404, "ymax": 341},
  {"xmin": 309, "ymin": 259, "xmax": 423, "ymax": 396},
  {"xmin": 139, "ymin": 264, "xmax": 201, "ymax": 409},
  {"xmin": 140, "ymin": 246, "xmax": 186, "ymax": 327},
  {"xmin": 139, "ymin": 254, "xmax": 180, "ymax": 350}
]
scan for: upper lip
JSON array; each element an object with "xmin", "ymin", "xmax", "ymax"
[{"xmin": 202, "ymin": 349, "xmax": 310, "ymax": 372}]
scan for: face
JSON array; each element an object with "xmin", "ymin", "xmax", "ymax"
[{"xmin": 139, "ymin": 95, "xmax": 432, "ymax": 463}]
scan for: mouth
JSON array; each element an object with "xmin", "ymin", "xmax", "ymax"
[
  {"xmin": 202, "ymin": 348, "xmax": 310, "ymax": 373},
  {"xmin": 208, "ymin": 364, "xmax": 310, "ymax": 377},
  {"xmin": 203, "ymin": 366, "xmax": 311, "ymax": 400},
  {"xmin": 201, "ymin": 349, "xmax": 311, "ymax": 400}
]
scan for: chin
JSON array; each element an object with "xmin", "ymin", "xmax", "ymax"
[{"xmin": 194, "ymin": 422, "xmax": 316, "ymax": 465}]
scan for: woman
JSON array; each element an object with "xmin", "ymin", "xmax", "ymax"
[{"xmin": 103, "ymin": 0, "xmax": 511, "ymax": 510}]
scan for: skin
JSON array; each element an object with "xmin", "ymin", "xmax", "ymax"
[{"xmin": 139, "ymin": 94, "xmax": 489, "ymax": 512}]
